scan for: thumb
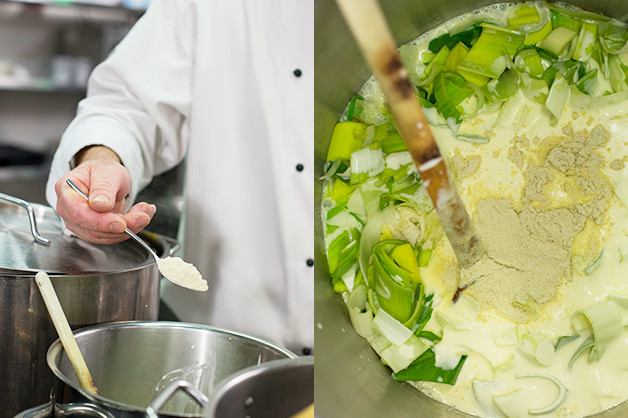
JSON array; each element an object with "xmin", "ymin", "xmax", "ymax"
[{"xmin": 87, "ymin": 162, "xmax": 131, "ymax": 213}]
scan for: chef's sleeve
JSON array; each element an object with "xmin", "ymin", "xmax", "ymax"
[{"xmin": 46, "ymin": 0, "xmax": 194, "ymax": 210}]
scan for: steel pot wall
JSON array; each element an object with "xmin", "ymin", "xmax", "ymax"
[
  {"xmin": 47, "ymin": 321, "xmax": 297, "ymax": 418},
  {"xmin": 2, "ymin": 268, "xmax": 160, "ymax": 417},
  {"xmin": 314, "ymin": 1, "xmax": 628, "ymax": 417},
  {"xmin": 0, "ymin": 200, "xmax": 175, "ymax": 417}
]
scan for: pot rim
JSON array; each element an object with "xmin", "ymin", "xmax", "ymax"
[{"xmin": 46, "ymin": 320, "xmax": 298, "ymax": 414}]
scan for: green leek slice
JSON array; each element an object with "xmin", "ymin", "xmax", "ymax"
[
  {"xmin": 544, "ymin": 73, "xmax": 570, "ymax": 123},
  {"xmin": 393, "ymin": 348, "xmax": 467, "ymax": 384},
  {"xmin": 372, "ymin": 307, "xmax": 413, "ymax": 345},
  {"xmin": 326, "ymin": 121, "xmax": 367, "ymax": 161},
  {"xmin": 549, "ymin": 9, "xmax": 582, "ymax": 33},
  {"xmin": 380, "ymin": 334, "xmax": 428, "ymax": 373},
  {"xmin": 457, "ymin": 23, "xmax": 525, "ymax": 79},
  {"xmin": 380, "ymin": 131, "xmax": 407, "ymax": 154},
  {"xmin": 445, "ymin": 42, "xmax": 469, "ymax": 70},
  {"xmin": 554, "ymin": 334, "xmax": 579, "ymax": 350},
  {"xmin": 418, "ymin": 330, "xmax": 441, "ymax": 343},
  {"xmin": 428, "ymin": 24, "xmax": 482, "ymax": 53},
  {"xmin": 399, "ymin": 45, "xmax": 424, "ymax": 86},
  {"xmin": 572, "ymin": 22, "xmax": 597, "ymax": 62},
  {"xmin": 350, "ymin": 147, "xmax": 385, "ymax": 185},
  {"xmin": 514, "ymin": 48, "xmax": 544, "ymax": 77},
  {"xmin": 584, "ymin": 250, "xmax": 604, "ymax": 275},
  {"xmin": 346, "ymin": 94, "xmax": 365, "ymax": 122},
  {"xmin": 571, "ymin": 300, "xmax": 623, "ymax": 345},
  {"xmin": 568, "ymin": 334, "xmax": 594, "ymax": 369},
  {"xmin": 347, "ymin": 285, "xmax": 375, "ymax": 339},
  {"xmin": 539, "ymin": 26, "xmax": 577, "ymax": 56},
  {"xmin": 575, "ymin": 68, "xmax": 602, "ymax": 96},
  {"xmin": 508, "ymin": 4, "xmax": 541, "ymax": 27},
  {"xmin": 433, "ymin": 71, "xmax": 474, "ymax": 132},
  {"xmin": 357, "ymin": 206, "xmax": 396, "ymax": 287},
  {"xmin": 520, "ymin": 73, "xmax": 549, "ymax": 103},
  {"xmin": 525, "ymin": 20, "xmax": 553, "ymax": 45},
  {"xmin": 485, "ymin": 68, "xmax": 519, "ymax": 103},
  {"xmin": 516, "ymin": 374, "xmax": 569, "ymax": 415},
  {"xmin": 370, "ymin": 239, "xmax": 421, "ymax": 323},
  {"xmin": 546, "ymin": 2, "xmax": 611, "ymax": 24},
  {"xmin": 424, "ymin": 45, "xmax": 450, "ymax": 77},
  {"xmin": 608, "ymin": 54, "xmax": 628, "ymax": 93},
  {"xmin": 599, "ymin": 22, "xmax": 628, "ymax": 54},
  {"xmin": 327, "ymin": 227, "xmax": 360, "ymax": 291}
]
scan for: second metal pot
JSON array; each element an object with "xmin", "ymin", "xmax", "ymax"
[{"xmin": 47, "ymin": 321, "xmax": 297, "ymax": 417}]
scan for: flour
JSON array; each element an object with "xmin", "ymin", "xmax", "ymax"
[
  {"xmin": 157, "ymin": 256, "xmax": 208, "ymax": 292},
  {"xmin": 461, "ymin": 125, "xmax": 612, "ymax": 323},
  {"xmin": 452, "ymin": 150, "xmax": 481, "ymax": 180}
]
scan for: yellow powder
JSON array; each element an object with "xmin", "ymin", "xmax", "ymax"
[{"xmin": 460, "ymin": 125, "xmax": 612, "ymax": 322}]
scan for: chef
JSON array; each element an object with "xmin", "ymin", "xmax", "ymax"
[{"xmin": 45, "ymin": 0, "xmax": 313, "ymax": 354}]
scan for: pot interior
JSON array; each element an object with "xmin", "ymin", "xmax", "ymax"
[
  {"xmin": 48, "ymin": 322, "xmax": 296, "ymax": 415},
  {"xmin": 314, "ymin": 1, "xmax": 628, "ymax": 417}
]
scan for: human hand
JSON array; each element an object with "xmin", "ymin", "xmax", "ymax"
[{"xmin": 54, "ymin": 146, "xmax": 156, "ymax": 244}]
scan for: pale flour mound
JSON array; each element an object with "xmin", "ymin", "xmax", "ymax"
[
  {"xmin": 157, "ymin": 256, "xmax": 208, "ymax": 292},
  {"xmin": 460, "ymin": 125, "xmax": 612, "ymax": 323}
]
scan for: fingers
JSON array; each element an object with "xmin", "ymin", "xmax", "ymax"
[
  {"xmin": 54, "ymin": 160, "xmax": 156, "ymax": 244},
  {"xmin": 85, "ymin": 161, "xmax": 132, "ymax": 213},
  {"xmin": 123, "ymin": 202, "xmax": 157, "ymax": 234}
]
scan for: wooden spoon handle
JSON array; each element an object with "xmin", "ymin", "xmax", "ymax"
[
  {"xmin": 35, "ymin": 271, "xmax": 99, "ymax": 395},
  {"xmin": 335, "ymin": 0, "xmax": 485, "ymax": 267}
]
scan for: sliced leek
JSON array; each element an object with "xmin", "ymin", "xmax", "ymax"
[
  {"xmin": 373, "ymin": 307, "xmax": 413, "ymax": 345},
  {"xmin": 538, "ymin": 26, "xmax": 577, "ymax": 56},
  {"xmin": 326, "ymin": 121, "xmax": 367, "ymax": 161},
  {"xmin": 571, "ymin": 300, "xmax": 623, "ymax": 345},
  {"xmin": 393, "ymin": 348, "xmax": 467, "ymax": 384},
  {"xmin": 584, "ymin": 251, "xmax": 604, "ymax": 275},
  {"xmin": 516, "ymin": 373, "xmax": 569, "ymax": 415},
  {"xmin": 458, "ymin": 23, "xmax": 525, "ymax": 79},
  {"xmin": 544, "ymin": 73, "xmax": 570, "ymax": 123}
]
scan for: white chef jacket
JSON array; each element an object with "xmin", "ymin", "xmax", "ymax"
[{"xmin": 46, "ymin": 0, "xmax": 314, "ymax": 353}]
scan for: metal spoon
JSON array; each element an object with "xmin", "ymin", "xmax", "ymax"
[{"xmin": 65, "ymin": 178, "xmax": 208, "ymax": 292}]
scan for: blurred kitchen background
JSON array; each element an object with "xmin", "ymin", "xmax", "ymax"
[{"xmin": 0, "ymin": 0, "xmax": 185, "ymax": 239}]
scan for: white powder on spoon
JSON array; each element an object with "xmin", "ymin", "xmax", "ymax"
[{"xmin": 156, "ymin": 256, "xmax": 208, "ymax": 292}]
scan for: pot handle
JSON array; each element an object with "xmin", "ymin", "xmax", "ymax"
[
  {"xmin": 0, "ymin": 192, "xmax": 50, "ymax": 245},
  {"xmin": 146, "ymin": 379, "xmax": 209, "ymax": 418},
  {"xmin": 54, "ymin": 402, "xmax": 116, "ymax": 418}
]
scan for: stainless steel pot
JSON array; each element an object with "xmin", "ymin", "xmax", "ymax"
[
  {"xmin": 145, "ymin": 357, "xmax": 313, "ymax": 418},
  {"xmin": 0, "ymin": 194, "xmax": 177, "ymax": 418},
  {"xmin": 314, "ymin": 1, "xmax": 628, "ymax": 417},
  {"xmin": 47, "ymin": 321, "xmax": 297, "ymax": 417},
  {"xmin": 205, "ymin": 357, "xmax": 313, "ymax": 418}
]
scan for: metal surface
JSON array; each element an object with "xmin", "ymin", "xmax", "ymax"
[
  {"xmin": 314, "ymin": 1, "xmax": 628, "ymax": 417},
  {"xmin": 146, "ymin": 381, "xmax": 209, "ymax": 418},
  {"xmin": 206, "ymin": 357, "xmax": 314, "ymax": 418},
  {"xmin": 1, "ymin": 197, "xmax": 175, "ymax": 418},
  {"xmin": 0, "ymin": 192, "xmax": 50, "ymax": 245},
  {"xmin": 47, "ymin": 321, "xmax": 297, "ymax": 418},
  {"xmin": 0, "ymin": 199, "xmax": 154, "ymax": 275}
]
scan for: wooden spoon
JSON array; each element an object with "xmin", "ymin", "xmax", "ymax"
[
  {"xmin": 35, "ymin": 271, "xmax": 99, "ymax": 395},
  {"xmin": 335, "ymin": 0, "xmax": 485, "ymax": 269}
]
